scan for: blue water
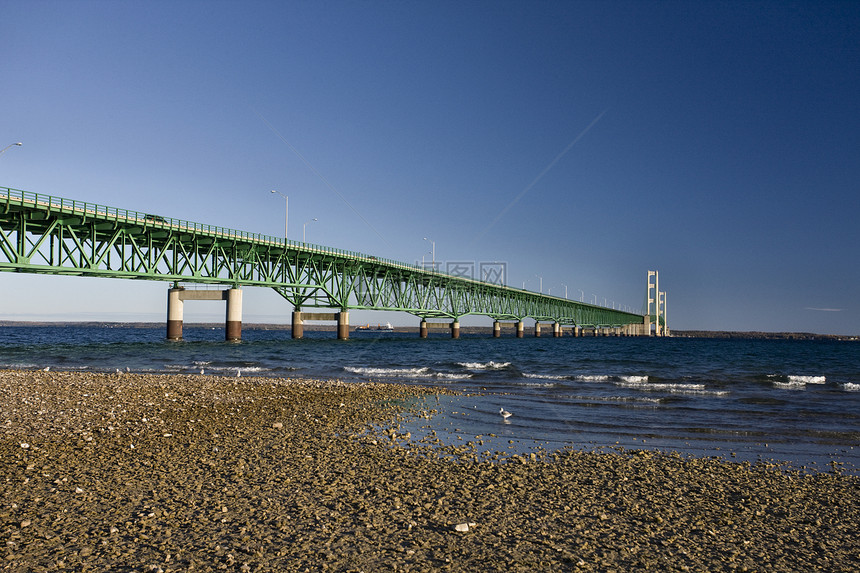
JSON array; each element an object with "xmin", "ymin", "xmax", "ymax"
[{"xmin": 2, "ymin": 325, "xmax": 859, "ymax": 472}]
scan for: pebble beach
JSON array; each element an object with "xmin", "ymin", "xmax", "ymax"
[{"xmin": 1, "ymin": 369, "xmax": 858, "ymax": 572}]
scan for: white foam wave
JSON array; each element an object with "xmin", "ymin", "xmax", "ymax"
[
  {"xmin": 788, "ymin": 375, "xmax": 826, "ymax": 384},
  {"xmin": 344, "ymin": 366, "xmax": 432, "ymax": 378},
  {"xmin": 457, "ymin": 361, "xmax": 511, "ymax": 370},
  {"xmin": 842, "ymin": 383, "xmax": 860, "ymax": 392},
  {"xmin": 575, "ymin": 375, "xmax": 611, "ymax": 382},
  {"xmin": 772, "ymin": 380, "xmax": 807, "ymax": 390},
  {"xmin": 523, "ymin": 372, "xmax": 568, "ymax": 381},
  {"xmin": 345, "ymin": 363, "xmax": 472, "ymax": 381},
  {"xmin": 434, "ymin": 372, "xmax": 471, "ymax": 380},
  {"xmin": 617, "ymin": 381, "xmax": 726, "ymax": 396},
  {"xmin": 618, "ymin": 375, "xmax": 649, "ymax": 383}
]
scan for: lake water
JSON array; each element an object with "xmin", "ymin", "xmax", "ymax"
[{"xmin": 2, "ymin": 325, "xmax": 858, "ymax": 473}]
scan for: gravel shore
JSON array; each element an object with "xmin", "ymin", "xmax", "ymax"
[{"xmin": 1, "ymin": 370, "xmax": 858, "ymax": 572}]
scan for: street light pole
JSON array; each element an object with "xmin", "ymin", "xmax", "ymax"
[
  {"xmin": 423, "ymin": 237, "xmax": 435, "ymax": 269},
  {"xmin": 270, "ymin": 190, "xmax": 288, "ymax": 240},
  {"xmin": 302, "ymin": 218, "xmax": 318, "ymax": 242},
  {"xmin": 0, "ymin": 142, "xmax": 22, "ymax": 157},
  {"xmin": 535, "ymin": 275, "xmax": 542, "ymax": 293},
  {"xmin": 561, "ymin": 283, "xmax": 568, "ymax": 299}
]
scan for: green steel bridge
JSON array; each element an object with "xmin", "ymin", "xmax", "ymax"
[{"xmin": 1, "ymin": 186, "xmax": 652, "ymax": 339}]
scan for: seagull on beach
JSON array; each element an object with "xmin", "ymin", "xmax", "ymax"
[{"xmin": 499, "ymin": 407, "xmax": 512, "ymax": 420}]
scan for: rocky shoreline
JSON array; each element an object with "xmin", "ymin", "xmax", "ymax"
[{"xmin": 1, "ymin": 370, "xmax": 858, "ymax": 571}]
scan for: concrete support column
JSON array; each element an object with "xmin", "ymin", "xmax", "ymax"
[
  {"xmin": 420, "ymin": 320, "xmax": 428, "ymax": 338},
  {"xmin": 554, "ymin": 322, "xmax": 561, "ymax": 337},
  {"xmin": 534, "ymin": 321, "xmax": 541, "ymax": 337},
  {"xmin": 337, "ymin": 312, "xmax": 349, "ymax": 340},
  {"xmin": 573, "ymin": 326, "xmax": 580, "ymax": 337},
  {"xmin": 225, "ymin": 288, "xmax": 242, "ymax": 341},
  {"xmin": 292, "ymin": 310, "xmax": 303, "ymax": 339},
  {"xmin": 516, "ymin": 321, "xmax": 524, "ymax": 338},
  {"xmin": 451, "ymin": 321, "xmax": 460, "ymax": 339},
  {"xmin": 167, "ymin": 288, "xmax": 184, "ymax": 340},
  {"xmin": 493, "ymin": 321, "xmax": 501, "ymax": 338}
]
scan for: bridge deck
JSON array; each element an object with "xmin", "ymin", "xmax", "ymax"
[{"xmin": 1, "ymin": 186, "xmax": 646, "ymax": 329}]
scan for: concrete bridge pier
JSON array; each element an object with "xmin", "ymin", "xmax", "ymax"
[
  {"xmin": 167, "ymin": 286, "xmax": 243, "ymax": 341},
  {"xmin": 167, "ymin": 288, "xmax": 183, "ymax": 340},
  {"xmin": 516, "ymin": 321, "xmax": 524, "ymax": 338},
  {"xmin": 420, "ymin": 320, "xmax": 428, "ymax": 338},
  {"xmin": 225, "ymin": 288, "xmax": 242, "ymax": 341},
  {"xmin": 534, "ymin": 322, "xmax": 541, "ymax": 337},
  {"xmin": 554, "ymin": 322, "xmax": 561, "ymax": 337},
  {"xmin": 292, "ymin": 310, "xmax": 304, "ymax": 339},
  {"xmin": 337, "ymin": 312, "xmax": 349, "ymax": 340},
  {"xmin": 493, "ymin": 321, "xmax": 501, "ymax": 338},
  {"xmin": 451, "ymin": 321, "xmax": 460, "ymax": 339}
]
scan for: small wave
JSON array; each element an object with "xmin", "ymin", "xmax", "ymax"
[
  {"xmin": 344, "ymin": 366, "xmax": 433, "ymax": 378},
  {"xmin": 618, "ymin": 375, "xmax": 649, "ymax": 383},
  {"xmin": 575, "ymin": 375, "xmax": 611, "ymax": 382},
  {"xmin": 233, "ymin": 366, "xmax": 268, "ymax": 373},
  {"xmin": 772, "ymin": 380, "xmax": 807, "ymax": 390},
  {"xmin": 617, "ymin": 381, "xmax": 726, "ymax": 396},
  {"xmin": 433, "ymin": 372, "xmax": 471, "ymax": 380},
  {"xmin": 523, "ymin": 372, "xmax": 569, "ymax": 381},
  {"xmin": 843, "ymin": 383, "xmax": 860, "ymax": 392},
  {"xmin": 767, "ymin": 374, "xmax": 826, "ymax": 388},
  {"xmin": 516, "ymin": 381, "xmax": 561, "ymax": 388},
  {"xmin": 788, "ymin": 375, "xmax": 826, "ymax": 384},
  {"xmin": 566, "ymin": 394, "xmax": 662, "ymax": 404},
  {"xmin": 457, "ymin": 361, "xmax": 511, "ymax": 370}
]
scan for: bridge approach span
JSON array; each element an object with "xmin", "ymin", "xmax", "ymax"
[{"xmin": 1, "ymin": 186, "xmax": 648, "ymax": 339}]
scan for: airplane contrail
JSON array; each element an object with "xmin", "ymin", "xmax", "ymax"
[{"xmin": 469, "ymin": 109, "xmax": 608, "ymax": 248}]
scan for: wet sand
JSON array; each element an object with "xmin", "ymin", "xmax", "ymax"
[{"xmin": 1, "ymin": 370, "xmax": 858, "ymax": 572}]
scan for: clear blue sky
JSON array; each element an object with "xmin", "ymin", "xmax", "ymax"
[{"xmin": 2, "ymin": 1, "xmax": 858, "ymax": 334}]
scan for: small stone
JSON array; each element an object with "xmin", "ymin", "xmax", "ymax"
[
  {"xmin": 454, "ymin": 522, "xmax": 477, "ymax": 532},
  {"xmin": 19, "ymin": 443, "xmax": 29, "ymax": 449},
  {"xmin": 272, "ymin": 422, "xmax": 283, "ymax": 429},
  {"xmin": 20, "ymin": 520, "xmax": 31, "ymax": 528}
]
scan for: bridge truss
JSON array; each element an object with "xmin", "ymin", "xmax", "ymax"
[{"xmin": 1, "ymin": 186, "xmax": 645, "ymax": 329}]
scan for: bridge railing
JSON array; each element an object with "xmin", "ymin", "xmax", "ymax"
[
  {"xmin": 2, "ymin": 186, "xmax": 640, "ymax": 315},
  {"xmin": 1, "ymin": 185, "xmax": 451, "ymax": 275}
]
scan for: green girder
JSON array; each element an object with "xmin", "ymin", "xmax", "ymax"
[{"xmin": 1, "ymin": 186, "xmax": 645, "ymax": 328}]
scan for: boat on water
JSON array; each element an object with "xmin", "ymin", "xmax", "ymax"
[{"xmin": 355, "ymin": 322, "xmax": 394, "ymax": 331}]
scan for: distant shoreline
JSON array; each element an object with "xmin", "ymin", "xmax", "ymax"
[{"xmin": 0, "ymin": 321, "xmax": 856, "ymax": 340}]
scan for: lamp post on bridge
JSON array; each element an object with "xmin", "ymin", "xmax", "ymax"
[
  {"xmin": 0, "ymin": 142, "xmax": 22, "ymax": 157},
  {"xmin": 270, "ymin": 190, "xmax": 288, "ymax": 240},
  {"xmin": 578, "ymin": 289, "xmax": 584, "ymax": 302},
  {"xmin": 535, "ymin": 275, "xmax": 543, "ymax": 294},
  {"xmin": 561, "ymin": 283, "xmax": 568, "ymax": 299},
  {"xmin": 302, "ymin": 218, "xmax": 318, "ymax": 243},
  {"xmin": 423, "ymin": 237, "xmax": 435, "ymax": 270}
]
